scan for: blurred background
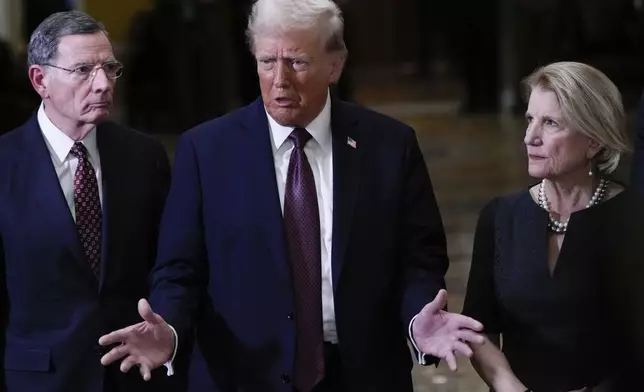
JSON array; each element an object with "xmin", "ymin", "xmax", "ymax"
[{"xmin": 1, "ymin": 0, "xmax": 643, "ymax": 390}]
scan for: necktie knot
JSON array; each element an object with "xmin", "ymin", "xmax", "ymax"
[
  {"xmin": 70, "ymin": 142, "xmax": 88, "ymax": 159},
  {"xmin": 289, "ymin": 127, "xmax": 312, "ymax": 150}
]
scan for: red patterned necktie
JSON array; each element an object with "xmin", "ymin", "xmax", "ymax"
[
  {"xmin": 70, "ymin": 142, "xmax": 102, "ymax": 279},
  {"xmin": 283, "ymin": 128, "xmax": 324, "ymax": 392}
]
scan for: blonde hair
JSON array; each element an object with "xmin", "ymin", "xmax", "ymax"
[
  {"xmin": 523, "ymin": 61, "xmax": 630, "ymax": 174},
  {"xmin": 246, "ymin": 0, "xmax": 347, "ymax": 55}
]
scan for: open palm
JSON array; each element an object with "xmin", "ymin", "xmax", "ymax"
[
  {"xmin": 98, "ymin": 299, "xmax": 174, "ymax": 380},
  {"xmin": 412, "ymin": 289, "xmax": 485, "ymax": 371}
]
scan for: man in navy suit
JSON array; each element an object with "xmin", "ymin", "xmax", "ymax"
[
  {"xmin": 99, "ymin": 0, "xmax": 484, "ymax": 391},
  {"xmin": 0, "ymin": 11, "xmax": 182, "ymax": 392}
]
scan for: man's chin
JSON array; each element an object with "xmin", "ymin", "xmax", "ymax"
[
  {"xmin": 85, "ymin": 108, "xmax": 111, "ymax": 124},
  {"xmin": 267, "ymin": 107, "xmax": 301, "ymax": 127}
]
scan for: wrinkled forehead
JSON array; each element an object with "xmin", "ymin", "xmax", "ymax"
[
  {"xmin": 55, "ymin": 32, "xmax": 115, "ymax": 65},
  {"xmin": 253, "ymin": 28, "xmax": 326, "ymax": 56}
]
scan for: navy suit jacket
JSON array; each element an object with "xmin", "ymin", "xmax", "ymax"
[
  {"xmin": 0, "ymin": 115, "xmax": 180, "ymax": 392},
  {"xmin": 150, "ymin": 98, "xmax": 449, "ymax": 391}
]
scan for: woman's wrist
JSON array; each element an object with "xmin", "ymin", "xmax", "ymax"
[{"xmin": 491, "ymin": 372, "xmax": 527, "ymax": 392}]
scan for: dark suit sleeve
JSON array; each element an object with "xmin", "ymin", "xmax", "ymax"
[
  {"xmin": 461, "ymin": 198, "xmax": 502, "ymax": 333},
  {"xmin": 149, "ymin": 134, "xmax": 207, "ymax": 337},
  {"xmin": 630, "ymin": 91, "xmax": 644, "ymax": 192},
  {"xmin": 0, "ymin": 231, "xmax": 5, "ymax": 390},
  {"xmin": 399, "ymin": 130, "xmax": 449, "ymax": 330},
  {"xmin": 153, "ymin": 142, "xmax": 171, "ymax": 234}
]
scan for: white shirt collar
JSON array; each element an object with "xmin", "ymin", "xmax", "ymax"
[
  {"xmin": 37, "ymin": 102, "xmax": 99, "ymax": 166},
  {"xmin": 265, "ymin": 91, "xmax": 332, "ymax": 153}
]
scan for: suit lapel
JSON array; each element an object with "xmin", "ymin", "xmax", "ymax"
[
  {"xmin": 330, "ymin": 99, "xmax": 361, "ymax": 290},
  {"xmin": 96, "ymin": 123, "xmax": 124, "ymax": 290},
  {"xmin": 239, "ymin": 99, "xmax": 291, "ymax": 285},
  {"xmin": 22, "ymin": 116, "xmax": 94, "ymax": 281}
]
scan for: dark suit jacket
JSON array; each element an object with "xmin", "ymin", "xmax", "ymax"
[
  {"xmin": 631, "ymin": 91, "xmax": 644, "ymax": 191},
  {"xmin": 0, "ymin": 115, "xmax": 178, "ymax": 391},
  {"xmin": 150, "ymin": 97, "xmax": 449, "ymax": 391}
]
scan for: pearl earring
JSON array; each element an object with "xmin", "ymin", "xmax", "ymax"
[{"xmin": 588, "ymin": 160, "xmax": 593, "ymax": 177}]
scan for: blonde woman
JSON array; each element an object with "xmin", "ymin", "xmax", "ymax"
[{"xmin": 463, "ymin": 61, "xmax": 641, "ymax": 391}]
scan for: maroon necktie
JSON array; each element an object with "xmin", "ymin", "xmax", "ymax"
[
  {"xmin": 70, "ymin": 142, "xmax": 102, "ymax": 279},
  {"xmin": 283, "ymin": 128, "xmax": 324, "ymax": 391}
]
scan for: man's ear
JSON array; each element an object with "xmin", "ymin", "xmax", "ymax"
[
  {"xmin": 28, "ymin": 65, "xmax": 49, "ymax": 99},
  {"xmin": 328, "ymin": 52, "xmax": 346, "ymax": 85}
]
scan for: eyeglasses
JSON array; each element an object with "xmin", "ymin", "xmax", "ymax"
[{"xmin": 43, "ymin": 61, "xmax": 124, "ymax": 82}]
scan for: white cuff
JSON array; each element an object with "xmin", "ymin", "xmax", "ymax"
[
  {"xmin": 163, "ymin": 324, "xmax": 179, "ymax": 376},
  {"xmin": 409, "ymin": 314, "xmax": 427, "ymax": 365}
]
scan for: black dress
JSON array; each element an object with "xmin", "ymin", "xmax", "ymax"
[{"xmin": 462, "ymin": 187, "xmax": 644, "ymax": 392}]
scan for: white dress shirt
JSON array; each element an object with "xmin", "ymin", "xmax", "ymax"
[
  {"xmin": 37, "ymin": 102, "xmax": 103, "ymax": 217},
  {"xmin": 266, "ymin": 92, "xmax": 337, "ymax": 343}
]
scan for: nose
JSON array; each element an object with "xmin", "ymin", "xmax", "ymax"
[
  {"xmin": 273, "ymin": 61, "xmax": 291, "ymax": 89},
  {"xmin": 91, "ymin": 67, "xmax": 112, "ymax": 93},
  {"xmin": 524, "ymin": 122, "xmax": 542, "ymax": 146}
]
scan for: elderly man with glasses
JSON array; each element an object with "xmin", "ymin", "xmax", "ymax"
[{"xmin": 0, "ymin": 10, "xmax": 182, "ymax": 392}]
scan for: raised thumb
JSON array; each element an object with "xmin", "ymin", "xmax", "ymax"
[
  {"xmin": 419, "ymin": 289, "xmax": 448, "ymax": 319},
  {"xmin": 138, "ymin": 298, "xmax": 164, "ymax": 325}
]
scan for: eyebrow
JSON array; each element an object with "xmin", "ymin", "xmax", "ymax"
[
  {"xmin": 67, "ymin": 61, "xmax": 91, "ymax": 67},
  {"xmin": 542, "ymin": 115, "xmax": 563, "ymax": 122},
  {"xmin": 524, "ymin": 112, "xmax": 563, "ymax": 122},
  {"xmin": 257, "ymin": 53, "xmax": 310, "ymax": 60},
  {"xmin": 69, "ymin": 59, "xmax": 117, "ymax": 67}
]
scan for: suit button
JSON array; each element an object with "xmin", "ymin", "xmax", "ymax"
[
  {"xmin": 287, "ymin": 312, "xmax": 294, "ymax": 320},
  {"xmin": 280, "ymin": 373, "xmax": 291, "ymax": 384}
]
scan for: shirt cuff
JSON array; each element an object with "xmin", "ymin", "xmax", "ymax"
[
  {"xmin": 163, "ymin": 324, "xmax": 179, "ymax": 376},
  {"xmin": 409, "ymin": 314, "xmax": 427, "ymax": 365}
]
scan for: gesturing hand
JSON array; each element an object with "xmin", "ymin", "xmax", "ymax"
[
  {"xmin": 98, "ymin": 299, "xmax": 175, "ymax": 381},
  {"xmin": 411, "ymin": 289, "xmax": 485, "ymax": 371}
]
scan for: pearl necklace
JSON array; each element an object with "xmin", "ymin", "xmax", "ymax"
[{"xmin": 537, "ymin": 178, "xmax": 608, "ymax": 234}]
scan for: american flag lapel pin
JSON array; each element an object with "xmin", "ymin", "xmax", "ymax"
[{"xmin": 347, "ymin": 136, "xmax": 357, "ymax": 148}]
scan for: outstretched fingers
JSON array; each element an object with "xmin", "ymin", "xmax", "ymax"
[
  {"xmin": 139, "ymin": 361, "xmax": 152, "ymax": 381},
  {"xmin": 99, "ymin": 325, "xmax": 135, "ymax": 347},
  {"xmin": 100, "ymin": 343, "xmax": 131, "ymax": 366},
  {"xmin": 449, "ymin": 313, "xmax": 484, "ymax": 332},
  {"xmin": 119, "ymin": 355, "xmax": 140, "ymax": 373},
  {"xmin": 444, "ymin": 350, "xmax": 457, "ymax": 371},
  {"xmin": 452, "ymin": 340, "xmax": 474, "ymax": 358},
  {"xmin": 455, "ymin": 329, "xmax": 485, "ymax": 345}
]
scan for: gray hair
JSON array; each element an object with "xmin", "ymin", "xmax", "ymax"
[
  {"xmin": 28, "ymin": 11, "xmax": 108, "ymax": 66},
  {"xmin": 246, "ymin": 0, "xmax": 346, "ymax": 55},
  {"xmin": 523, "ymin": 61, "xmax": 630, "ymax": 175}
]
